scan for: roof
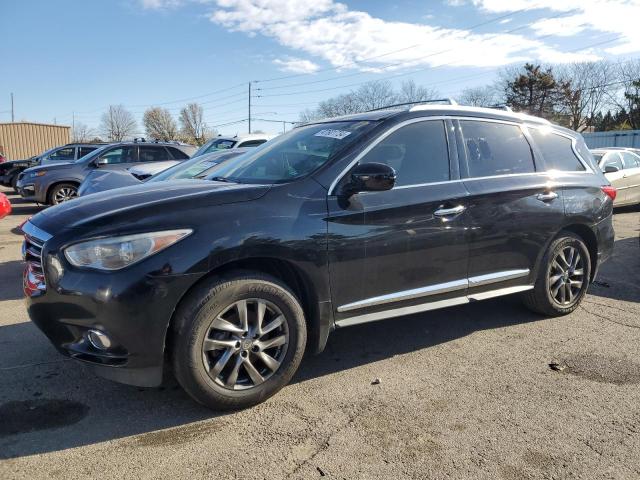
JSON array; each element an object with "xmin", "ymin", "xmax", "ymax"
[
  {"xmin": 305, "ymin": 104, "xmax": 553, "ymax": 127},
  {"xmin": 0, "ymin": 121, "xmax": 71, "ymax": 128}
]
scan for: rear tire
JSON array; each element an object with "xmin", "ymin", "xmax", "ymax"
[
  {"xmin": 523, "ymin": 232, "xmax": 591, "ymax": 316},
  {"xmin": 171, "ymin": 272, "xmax": 307, "ymax": 410},
  {"xmin": 48, "ymin": 183, "xmax": 78, "ymax": 205}
]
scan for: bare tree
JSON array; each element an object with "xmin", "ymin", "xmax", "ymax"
[
  {"xmin": 612, "ymin": 59, "xmax": 640, "ymax": 129},
  {"xmin": 72, "ymin": 122, "xmax": 95, "ymax": 143},
  {"xmin": 143, "ymin": 107, "xmax": 178, "ymax": 141},
  {"xmin": 557, "ymin": 61, "xmax": 612, "ymax": 131},
  {"xmin": 100, "ymin": 105, "xmax": 137, "ymax": 142},
  {"xmin": 179, "ymin": 103, "xmax": 207, "ymax": 145},
  {"xmin": 354, "ymin": 81, "xmax": 397, "ymax": 111},
  {"xmin": 458, "ymin": 85, "xmax": 501, "ymax": 107},
  {"xmin": 395, "ymin": 80, "xmax": 439, "ymax": 104}
]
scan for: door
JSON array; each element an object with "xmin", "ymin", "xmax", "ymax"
[
  {"xmin": 600, "ymin": 152, "xmax": 626, "ymax": 204},
  {"xmin": 95, "ymin": 146, "xmax": 139, "ymax": 171},
  {"xmin": 619, "ymin": 151, "xmax": 640, "ymax": 205},
  {"xmin": 456, "ymin": 119, "xmax": 566, "ymax": 294},
  {"xmin": 327, "ymin": 119, "xmax": 470, "ymax": 324}
]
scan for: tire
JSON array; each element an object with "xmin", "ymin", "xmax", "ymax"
[
  {"xmin": 171, "ymin": 272, "xmax": 307, "ymax": 410},
  {"xmin": 48, "ymin": 183, "xmax": 78, "ymax": 205},
  {"xmin": 523, "ymin": 232, "xmax": 591, "ymax": 316}
]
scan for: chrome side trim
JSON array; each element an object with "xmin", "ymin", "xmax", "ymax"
[
  {"xmin": 468, "ymin": 285, "xmax": 533, "ymax": 301},
  {"xmin": 335, "ymin": 284, "xmax": 534, "ymax": 328},
  {"xmin": 336, "ymin": 279, "xmax": 467, "ymax": 313},
  {"xmin": 335, "ymin": 296, "xmax": 470, "ymax": 327},
  {"xmin": 468, "ymin": 269, "xmax": 530, "ymax": 287},
  {"xmin": 22, "ymin": 221, "xmax": 52, "ymax": 242}
]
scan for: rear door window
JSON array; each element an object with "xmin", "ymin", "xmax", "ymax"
[
  {"xmin": 459, "ymin": 121, "xmax": 535, "ymax": 178},
  {"xmin": 167, "ymin": 146, "xmax": 190, "ymax": 159},
  {"xmin": 78, "ymin": 146, "xmax": 98, "ymax": 158},
  {"xmin": 529, "ymin": 129, "xmax": 585, "ymax": 171},
  {"xmin": 48, "ymin": 147, "xmax": 75, "ymax": 161},
  {"xmin": 360, "ymin": 120, "xmax": 450, "ymax": 187},
  {"xmin": 139, "ymin": 146, "xmax": 170, "ymax": 162},
  {"xmin": 237, "ymin": 139, "xmax": 267, "ymax": 148}
]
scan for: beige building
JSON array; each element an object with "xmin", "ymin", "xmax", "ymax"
[{"xmin": 0, "ymin": 122, "xmax": 71, "ymax": 160}]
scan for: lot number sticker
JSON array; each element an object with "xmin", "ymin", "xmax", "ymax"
[{"xmin": 314, "ymin": 129, "xmax": 352, "ymax": 140}]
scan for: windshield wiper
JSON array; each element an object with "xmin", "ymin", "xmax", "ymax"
[{"xmin": 210, "ymin": 176, "xmax": 236, "ymax": 183}]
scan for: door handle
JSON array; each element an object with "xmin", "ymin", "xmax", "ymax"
[
  {"xmin": 434, "ymin": 205, "xmax": 466, "ymax": 218},
  {"xmin": 536, "ymin": 191, "xmax": 558, "ymax": 202}
]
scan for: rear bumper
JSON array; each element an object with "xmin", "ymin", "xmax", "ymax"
[{"xmin": 592, "ymin": 214, "xmax": 615, "ymax": 280}]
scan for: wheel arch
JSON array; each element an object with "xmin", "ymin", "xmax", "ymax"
[
  {"xmin": 46, "ymin": 180, "xmax": 80, "ymax": 204},
  {"xmin": 164, "ymin": 256, "xmax": 331, "ymax": 366}
]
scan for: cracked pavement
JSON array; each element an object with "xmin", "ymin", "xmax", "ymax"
[{"xmin": 0, "ymin": 186, "xmax": 639, "ymax": 479}]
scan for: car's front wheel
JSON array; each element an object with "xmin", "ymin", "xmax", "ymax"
[
  {"xmin": 171, "ymin": 273, "xmax": 307, "ymax": 410},
  {"xmin": 49, "ymin": 183, "xmax": 78, "ymax": 205},
  {"xmin": 523, "ymin": 232, "xmax": 591, "ymax": 316}
]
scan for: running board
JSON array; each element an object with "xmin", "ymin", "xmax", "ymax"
[{"xmin": 335, "ymin": 285, "xmax": 533, "ymax": 328}]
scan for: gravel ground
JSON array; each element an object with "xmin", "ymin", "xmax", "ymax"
[{"xmin": 0, "ymin": 185, "xmax": 639, "ymax": 480}]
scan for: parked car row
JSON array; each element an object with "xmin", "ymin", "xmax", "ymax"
[{"xmin": 21, "ymin": 104, "xmax": 616, "ymax": 411}]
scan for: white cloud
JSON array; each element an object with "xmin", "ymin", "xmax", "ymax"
[
  {"xmin": 206, "ymin": 0, "xmax": 602, "ymax": 73},
  {"xmin": 273, "ymin": 57, "xmax": 321, "ymax": 73},
  {"xmin": 469, "ymin": 0, "xmax": 640, "ymax": 55},
  {"xmin": 140, "ymin": 0, "xmax": 184, "ymax": 8}
]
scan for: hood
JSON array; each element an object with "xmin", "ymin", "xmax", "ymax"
[
  {"xmin": 24, "ymin": 162, "xmax": 75, "ymax": 174},
  {"xmin": 78, "ymin": 169, "xmax": 141, "ymax": 197},
  {"xmin": 30, "ymin": 179, "xmax": 270, "ymax": 236}
]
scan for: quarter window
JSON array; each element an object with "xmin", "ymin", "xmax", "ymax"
[
  {"xmin": 529, "ymin": 129, "xmax": 585, "ymax": 171},
  {"xmin": 237, "ymin": 140, "xmax": 267, "ymax": 148},
  {"xmin": 359, "ymin": 121, "xmax": 450, "ymax": 187},
  {"xmin": 460, "ymin": 121, "xmax": 535, "ymax": 178},
  {"xmin": 167, "ymin": 147, "xmax": 190, "ymax": 160}
]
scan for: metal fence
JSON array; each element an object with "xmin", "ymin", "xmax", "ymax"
[{"xmin": 581, "ymin": 130, "xmax": 640, "ymax": 149}]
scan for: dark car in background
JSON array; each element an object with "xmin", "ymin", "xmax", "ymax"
[
  {"xmin": 78, "ymin": 148, "xmax": 250, "ymax": 196},
  {"xmin": 22, "ymin": 105, "xmax": 614, "ymax": 410},
  {"xmin": 17, "ymin": 140, "xmax": 195, "ymax": 205},
  {"xmin": 0, "ymin": 143, "xmax": 104, "ymax": 191}
]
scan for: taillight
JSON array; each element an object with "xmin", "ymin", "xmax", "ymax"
[{"xmin": 601, "ymin": 186, "xmax": 617, "ymax": 201}]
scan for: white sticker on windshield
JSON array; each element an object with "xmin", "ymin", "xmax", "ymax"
[{"xmin": 314, "ymin": 129, "xmax": 352, "ymax": 140}]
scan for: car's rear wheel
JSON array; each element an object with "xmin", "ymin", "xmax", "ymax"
[
  {"xmin": 171, "ymin": 273, "xmax": 306, "ymax": 410},
  {"xmin": 49, "ymin": 183, "xmax": 78, "ymax": 205},
  {"xmin": 523, "ymin": 232, "xmax": 591, "ymax": 316}
]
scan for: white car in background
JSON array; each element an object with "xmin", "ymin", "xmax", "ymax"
[
  {"xmin": 591, "ymin": 148, "xmax": 640, "ymax": 207},
  {"xmin": 192, "ymin": 133, "xmax": 277, "ymax": 157}
]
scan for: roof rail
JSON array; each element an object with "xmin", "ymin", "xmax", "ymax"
[
  {"xmin": 368, "ymin": 98, "xmax": 458, "ymax": 112},
  {"xmin": 488, "ymin": 104, "xmax": 513, "ymax": 112}
]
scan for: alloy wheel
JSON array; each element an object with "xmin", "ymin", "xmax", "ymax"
[
  {"xmin": 202, "ymin": 299, "xmax": 289, "ymax": 390},
  {"xmin": 548, "ymin": 246, "xmax": 585, "ymax": 306},
  {"xmin": 54, "ymin": 187, "xmax": 77, "ymax": 204}
]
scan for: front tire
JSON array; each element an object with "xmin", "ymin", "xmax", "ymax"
[
  {"xmin": 523, "ymin": 232, "xmax": 591, "ymax": 316},
  {"xmin": 171, "ymin": 272, "xmax": 307, "ymax": 410},
  {"xmin": 48, "ymin": 183, "xmax": 78, "ymax": 205}
]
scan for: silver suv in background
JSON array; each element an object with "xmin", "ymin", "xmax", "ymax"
[
  {"xmin": 192, "ymin": 133, "xmax": 276, "ymax": 157},
  {"xmin": 17, "ymin": 140, "xmax": 195, "ymax": 205},
  {"xmin": 591, "ymin": 147, "xmax": 640, "ymax": 207}
]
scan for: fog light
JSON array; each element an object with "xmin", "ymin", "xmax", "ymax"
[{"xmin": 87, "ymin": 329, "xmax": 112, "ymax": 350}]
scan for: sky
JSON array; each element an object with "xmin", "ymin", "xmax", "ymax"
[{"xmin": 1, "ymin": 0, "xmax": 639, "ymax": 136}]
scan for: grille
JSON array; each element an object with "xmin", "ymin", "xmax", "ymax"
[{"xmin": 22, "ymin": 225, "xmax": 49, "ymax": 295}]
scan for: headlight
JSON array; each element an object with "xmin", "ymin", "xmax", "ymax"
[
  {"xmin": 30, "ymin": 170, "xmax": 47, "ymax": 178},
  {"xmin": 64, "ymin": 229, "xmax": 192, "ymax": 270}
]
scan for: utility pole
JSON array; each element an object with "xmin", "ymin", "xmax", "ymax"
[
  {"xmin": 72, "ymin": 112, "xmax": 75, "ymax": 137},
  {"xmin": 10, "ymin": 93, "xmax": 14, "ymax": 122},
  {"xmin": 248, "ymin": 82, "xmax": 252, "ymax": 134}
]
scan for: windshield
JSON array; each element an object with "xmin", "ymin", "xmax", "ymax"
[
  {"xmin": 147, "ymin": 150, "xmax": 247, "ymax": 182},
  {"xmin": 193, "ymin": 138, "xmax": 237, "ymax": 157},
  {"xmin": 203, "ymin": 121, "xmax": 376, "ymax": 184}
]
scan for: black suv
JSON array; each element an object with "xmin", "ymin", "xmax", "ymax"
[
  {"xmin": 22, "ymin": 105, "xmax": 615, "ymax": 410},
  {"xmin": 17, "ymin": 140, "xmax": 195, "ymax": 204}
]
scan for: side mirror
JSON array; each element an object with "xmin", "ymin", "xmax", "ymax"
[
  {"xmin": 604, "ymin": 165, "xmax": 619, "ymax": 173},
  {"xmin": 344, "ymin": 162, "xmax": 396, "ymax": 195},
  {"xmin": 94, "ymin": 157, "xmax": 109, "ymax": 167}
]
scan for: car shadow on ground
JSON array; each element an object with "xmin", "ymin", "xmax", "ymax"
[
  {"xmin": 1, "ymin": 236, "xmax": 638, "ymax": 459},
  {"xmin": 0, "ymin": 295, "xmax": 543, "ymax": 459},
  {"xmin": 588, "ymin": 236, "xmax": 640, "ymax": 303}
]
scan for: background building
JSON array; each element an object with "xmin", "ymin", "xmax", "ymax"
[{"xmin": 0, "ymin": 122, "xmax": 70, "ymax": 160}]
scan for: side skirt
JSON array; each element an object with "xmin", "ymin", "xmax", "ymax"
[{"xmin": 335, "ymin": 285, "xmax": 533, "ymax": 328}]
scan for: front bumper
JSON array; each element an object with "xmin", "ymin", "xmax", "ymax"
[
  {"xmin": 17, "ymin": 175, "xmax": 47, "ymax": 202},
  {"xmin": 22, "ymin": 222, "xmax": 203, "ymax": 387}
]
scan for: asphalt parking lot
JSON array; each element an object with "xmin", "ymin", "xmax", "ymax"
[{"xmin": 0, "ymin": 185, "xmax": 639, "ymax": 480}]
